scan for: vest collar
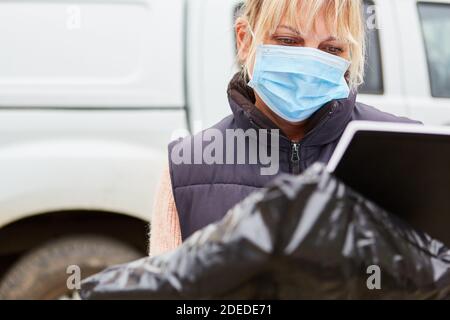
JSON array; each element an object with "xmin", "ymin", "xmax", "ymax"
[{"xmin": 226, "ymin": 72, "xmax": 357, "ymax": 147}]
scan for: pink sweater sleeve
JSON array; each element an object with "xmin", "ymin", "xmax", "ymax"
[{"xmin": 149, "ymin": 165, "xmax": 182, "ymax": 257}]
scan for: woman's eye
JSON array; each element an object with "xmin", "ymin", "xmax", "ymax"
[
  {"xmin": 325, "ymin": 46, "xmax": 344, "ymax": 55},
  {"xmin": 276, "ymin": 37, "xmax": 300, "ymax": 46}
]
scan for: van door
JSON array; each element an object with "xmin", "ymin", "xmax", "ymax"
[
  {"xmin": 395, "ymin": 0, "xmax": 450, "ymax": 125},
  {"xmin": 186, "ymin": 0, "xmax": 242, "ymax": 130},
  {"xmin": 357, "ymin": 0, "xmax": 409, "ymax": 117},
  {"xmin": 0, "ymin": 0, "xmax": 185, "ymax": 109}
]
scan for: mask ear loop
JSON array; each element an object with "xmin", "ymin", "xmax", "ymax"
[
  {"xmin": 243, "ymin": 25, "xmax": 256, "ymax": 79},
  {"xmin": 241, "ymin": 25, "xmax": 256, "ymax": 67},
  {"xmin": 248, "ymin": 26, "xmax": 256, "ymax": 39}
]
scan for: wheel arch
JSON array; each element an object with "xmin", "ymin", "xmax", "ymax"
[{"xmin": 0, "ymin": 210, "xmax": 150, "ymax": 277}]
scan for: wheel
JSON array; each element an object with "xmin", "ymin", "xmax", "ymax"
[{"xmin": 0, "ymin": 235, "xmax": 143, "ymax": 300}]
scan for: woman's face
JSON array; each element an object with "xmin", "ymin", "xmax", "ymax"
[{"xmin": 236, "ymin": 10, "xmax": 352, "ymax": 136}]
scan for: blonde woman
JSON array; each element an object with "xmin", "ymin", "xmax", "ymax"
[{"xmin": 149, "ymin": 0, "xmax": 419, "ymax": 257}]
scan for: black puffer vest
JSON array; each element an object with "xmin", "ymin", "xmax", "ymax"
[{"xmin": 169, "ymin": 73, "xmax": 420, "ymax": 240}]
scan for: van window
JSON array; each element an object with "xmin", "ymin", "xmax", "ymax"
[
  {"xmin": 418, "ymin": 3, "xmax": 450, "ymax": 98},
  {"xmin": 359, "ymin": 0, "xmax": 384, "ymax": 95}
]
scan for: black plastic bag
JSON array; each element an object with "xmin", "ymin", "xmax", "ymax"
[{"xmin": 80, "ymin": 164, "xmax": 450, "ymax": 299}]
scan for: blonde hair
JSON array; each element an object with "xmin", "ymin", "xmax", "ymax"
[{"xmin": 236, "ymin": 0, "xmax": 366, "ymax": 90}]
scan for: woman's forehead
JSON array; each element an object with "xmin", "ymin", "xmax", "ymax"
[
  {"xmin": 260, "ymin": 0, "xmax": 353, "ymax": 41},
  {"xmin": 273, "ymin": 16, "xmax": 343, "ymax": 42}
]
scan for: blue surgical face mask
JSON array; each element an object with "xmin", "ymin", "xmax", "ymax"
[{"xmin": 248, "ymin": 44, "xmax": 351, "ymax": 123}]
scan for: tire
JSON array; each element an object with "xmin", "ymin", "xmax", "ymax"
[{"xmin": 0, "ymin": 235, "xmax": 143, "ymax": 300}]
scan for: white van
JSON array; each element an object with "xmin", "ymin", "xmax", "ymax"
[{"xmin": 0, "ymin": 0, "xmax": 448, "ymax": 299}]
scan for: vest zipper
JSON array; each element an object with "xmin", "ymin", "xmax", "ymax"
[
  {"xmin": 291, "ymin": 142, "xmax": 301, "ymax": 175},
  {"xmin": 250, "ymin": 110, "xmax": 341, "ymax": 175}
]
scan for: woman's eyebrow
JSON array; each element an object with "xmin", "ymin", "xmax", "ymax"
[
  {"xmin": 276, "ymin": 25, "xmax": 302, "ymax": 35},
  {"xmin": 322, "ymin": 36, "xmax": 338, "ymax": 42}
]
